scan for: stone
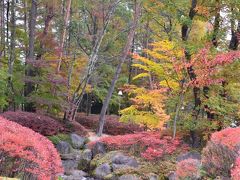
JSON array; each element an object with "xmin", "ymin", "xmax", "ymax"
[
  {"xmin": 168, "ymin": 172, "xmax": 176, "ymax": 180},
  {"xmin": 68, "ymin": 170, "xmax": 88, "ymax": 177},
  {"xmin": 111, "ymin": 153, "xmax": 138, "ymax": 170},
  {"xmin": 82, "ymin": 149, "xmax": 93, "ymax": 161},
  {"xmin": 77, "ymin": 149, "xmax": 92, "ymax": 171},
  {"xmin": 56, "ymin": 141, "xmax": 71, "ymax": 154},
  {"xmin": 118, "ymin": 174, "xmax": 139, "ymax": 180},
  {"xmin": 61, "ymin": 175, "xmax": 87, "ymax": 180},
  {"xmin": 94, "ymin": 163, "xmax": 112, "ymax": 179},
  {"xmin": 62, "ymin": 160, "xmax": 78, "ymax": 172},
  {"xmin": 71, "ymin": 133, "xmax": 86, "ymax": 149},
  {"xmin": 147, "ymin": 173, "xmax": 159, "ymax": 180},
  {"xmin": 176, "ymin": 151, "xmax": 201, "ymax": 162},
  {"xmin": 92, "ymin": 142, "xmax": 106, "ymax": 157}
]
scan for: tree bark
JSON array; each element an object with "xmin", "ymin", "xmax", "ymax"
[
  {"xmin": 181, "ymin": 0, "xmax": 200, "ymax": 147},
  {"xmin": 97, "ymin": 0, "xmax": 141, "ymax": 136},
  {"xmin": 66, "ymin": 0, "xmax": 121, "ymax": 121},
  {"xmin": 24, "ymin": 0, "xmax": 37, "ymax": 112},
  {"xmin": 57, "ymin": 0, "xmax": 72, "ymax": 72}
]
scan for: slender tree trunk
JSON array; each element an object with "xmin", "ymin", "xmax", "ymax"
[
  {"xmin": 181, "ymin": 0, "xmax": 200, "ymax": 147},
  {"xmin": 57, "ymin": 0, "xmax": 72, "ymax": 72},
  {"xmin": 66, "ymin": 0, "xmax": 121, "ymax": 121},
  {"xmin": 97, "ymin": 0, "xmax": 141, "ymax": 136},
  {"xmin": 7, "ymin": 0, "xmax": 16, "ymax": 110},
  {"xmin": 0, "ymin": 0, "xmax": 5, "ymax": 61},
  {"xmin": 24, "ymin": 0, "xmax": 37, "ymax": 112}
]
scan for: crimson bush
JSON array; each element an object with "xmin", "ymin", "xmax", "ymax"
[
  {"xmin": 0, "ymin": 116, "xmax": 63, "ymax": 179},
  {"xmin": 76, "ymin": 113, "xmax": 144, "ymax": 135},
  {"xmin": 88, "ymin": 131, "xmax": 189, "ymax": 160},
  {"xmin": 1, "ymin": 111, "xmax": 67, "ymax": 136},
  {"xmin": 202, "ymin": 127, "xmax": 240, "ymax": 178},
  {"xmin": 176, "ymin": 158, "xmax": 201, "ymax": 179}
]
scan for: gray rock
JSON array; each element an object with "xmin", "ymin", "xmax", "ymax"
[
  {"xmin": 61, "ymin": 153, "xmax": 76, "ymax": 160},
  {"xmin": 61, "ymin": 175, "xmax": 87, "ymax": 180},
  {"xmin": 111, "ymin": 153, "xmax": 138, "ymax": 170},
  {"xmin": 71, "ymin": 133, "xmax": 86, "ymax": 149},
  {"xmin": 177, "ymin": 151, "xmax": 201, "ymax": 162},
  {"xmin": 118, "ymin": 174, "xmax": 139, "ymax": 180},
  {"xmin": 77, "ymin": 149, "xmax": 92, "ymax": 171},
  {"xmin": 168, "ymin": 172, "xmax": 176, "ymax": 180},
  {"xmin": 68, "ymin": 170, "xmax": 88, "ymax": 177},
  {"xmin": 92, "ymin": 142, "xmax": 106, "ymax": 157},
  {"xmin": 62, "ymin": 160, "xmax": 78, "ymax": 172},
  {"xmin": 147, "ymin": 173, "xmax": 159, "ymax": 180},
  {"xmin": 56, "ymin": 141, "xmax": 71, "ymax": 154},
  {"xmin": 94, "ymin": 163, "xmax": 112, "ymax": 179},
  {"xmin": 82, "ymin": 149, "xmax": 93, "ymax": 161}
]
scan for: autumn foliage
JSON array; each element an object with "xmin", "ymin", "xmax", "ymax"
[
  {"xmin": 76, "ymin": 113, "xmax": 144, "ymax": 135},
  {"xmin": 88, "ymin": 131, "xmax": 189, "ymax": 160},
  {"xmin": 0, "ymin": 116, "xmax": 63, "ymax": 179},
  {"xmin": 176, "ymin": 158, "xmax": 201, "ymax": 179},
  {"xmin": 1, "ymin": 111, "xmax": 67, "ymax": 136},
  {"xmin": 202, "ymin": 127, "xmax": 240, "ymax": 178}
]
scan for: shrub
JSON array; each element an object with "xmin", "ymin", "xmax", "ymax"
[
  {"xmin": 231, "ymin": 156, "xmax": 240, "ymax": 180},
  {"xmin": 0, "ymin": 116, "xmax": 63, "ymax": 179},
  {"xmin": 88, "ymin": 131, "xmax": 189, "ymax": 160},
  {"xmin": 1, "ymin": 111, "xmax": 68, "ymax": 136},
  {"xmin": 176, "ymin": 158, "xmax": 201, "ymax": 180},
  {"xmin": 202, "ymin": 127, "xmax": 240, "ymax": 178},
  {"xmin": 76, "ymin": 113, "xmax": 144, "ymax": 135}
]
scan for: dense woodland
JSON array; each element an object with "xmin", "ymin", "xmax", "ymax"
[{"xmin": 1, "ymin": 0, "xmax": 240, "ymax": 179}]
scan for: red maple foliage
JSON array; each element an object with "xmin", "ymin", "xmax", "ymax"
[
  {"xmin": 0, "ymin": 116, "xmax": 63, "ymax": 179},
  {"xmin": 176, "ymin": 158, "xmax": 201, "ymax": 179},
  {"xmin": 88, "ymin": 132, "xmax": 189, "ymax": 160},
  {"xmin": 1, "ymin": 111, "xmax": 68, "ymax": 136},
  {"xmin": 76, "ymin": 113, "xmax": 144, "ymax": 135},
  {"xmin": 174, "ymin": 45, "xmax": 240, "ymax": 88},
  {"xmin": 231, "ymin": 156, "xmax": 240, "ymax": 180},
  {"xmin": 202, "ymin": 127, "xmax": 240, "ymax": 178}
]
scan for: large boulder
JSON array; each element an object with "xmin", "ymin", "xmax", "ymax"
[
  {"xmin": 111, "ymin": 153, "xmax": 138, "ymax": 171},
  {"xmin": 56, "ymin": 141, "xmax": 71, "ymax": 154},
  {"xmin": 92, "ymin": 142, "xmax": 106, "ymax": 157},
  {"xmin": 71, "ymin": 133, "xmax": 86, "ymax": 149},
  {"xmin": 94, "ymin": 163, "xmax": 112, "ymax": 179}
]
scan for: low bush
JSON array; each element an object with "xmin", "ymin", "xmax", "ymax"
[
  {"xmin": 76, "ymin": 113, "xmax": 144, "ymax": 135},
  {"xmin": 88, "ymin": 131, "xmax": 189, "ymax": 160},
  {"xmin": 0, "ymin": 116, "xmax": 63, "ymax": 179},
  {"xmin": 231, "ymin": 156, "xmax": 240, "ymax": 180},
  {"xmin": 202, "ymin": 127, "xmax": 240, "ymax": 178},
  {"xmin": 176, "ymin": 158, "xmax": 201, "ymax": 180},
  {"xmin": 1, "ymin": 111, "xmax": 68, "ymax": 136}
]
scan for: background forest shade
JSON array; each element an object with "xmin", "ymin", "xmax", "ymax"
[{"xmin": 0, "ymin": 0, "xmax": 240, "ymax": 142}]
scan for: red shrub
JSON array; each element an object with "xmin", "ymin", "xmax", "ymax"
[
  {"xmin": 88, "ymin": 132, "xmax": 189, "ymax": 160},
  {"xmin": 176, "ymin": 158, "xmax": 201, "ymax": 179},
  {"xmin": 76, "ymin": 113, "xmax": 144, "ymax": 135},
  {"xmin": 0, "ymin": 116, "xmax": 63, "ymax": 179},
  {"xmin": 232, "ymin": 156, "xmax": 240, "ymax": 180},
  {"xmin": 1, "ymin": 111, "xmax": 68, "ymax": 136},
  {"xmin": 202, "ymin": 127, "xmax": 240, "ymax": 178}
]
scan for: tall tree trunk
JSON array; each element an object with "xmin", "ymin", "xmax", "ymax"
[
  {"xmin": 7, "ymin": 0, "xmax": 16, "ymax": 110},
  {"xmin": 57, "ymin": 0, "xmax": 72, "ymax": 72},
  {"xmin": 0, "ymin": 0, "xmax": 5, "ymax": 61},
  {"xmin": 181, "ymin": 0, "xmax": 200, "ymax": 147},
  {"xmin": 66, "ymin": 0, "xmax": 121, "ymax": 121},
  {"xmin": 97, "ymin": 0, "xmax": 141, "ymax": 136},
  {"xmin": 24, "ymin": 0, "xmax": 37, "ymax": 112}
]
